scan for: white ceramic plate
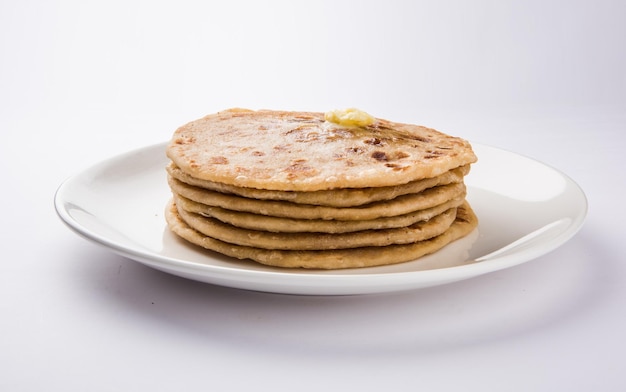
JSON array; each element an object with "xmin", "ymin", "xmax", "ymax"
[{"xmin": 54, "ymin": 143, "xmax": 587, "ymax": 295}]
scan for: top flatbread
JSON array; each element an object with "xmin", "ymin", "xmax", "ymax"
[{"xmin": 166, "ymin": 108, "xmax": 477, "ymax": 191}]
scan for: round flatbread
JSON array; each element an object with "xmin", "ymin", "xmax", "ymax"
[
  {"xmin": 165, "ymin": 199, "xmax": 479, "ymax": 269},
  {"xmin": 166, "ymin": 109, "xmax": 477, "ymax": 191},
  {"xmin": 168, "ymin": 175, "xmax": 466, "ymax": 221},
  {"xmin": 176, "ymin": 201, "xmax": 457, "ymax": 250},
  {"xmin": 167, "ymin": 162, "xmax": 469, "ymax": 207},
  {"xmin": 175, "ymin": 194, "xmax": 465, "ymax": 233}
]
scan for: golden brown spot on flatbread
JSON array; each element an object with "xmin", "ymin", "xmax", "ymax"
[
  {"xmin": 364, "ymin": 137, "xmax": 385, "ymax": 146},
  {"xmin": 210, "ymin": 156, "xmax": 229, "ymax": 165},
  {"xmin": 284, "ymin": 160, "xmax": 318, "ymax": 179},
  {"xmin": 371, "ymin": 151, "xmax": 388, "ymax": 161}
]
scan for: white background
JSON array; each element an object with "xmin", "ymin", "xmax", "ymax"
[{"xmin": 1, "ymin": 0, "xmax": 625, "ymax": 391}]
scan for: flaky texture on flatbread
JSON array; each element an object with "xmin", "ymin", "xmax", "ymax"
[
  {"xmin": 166, "ymin": 109, "xmax": 477, "ymax": 192},
  {"xmin": 176, "ymin": 201, "xmax": 457, "ymax": 250},
  {"xmin": 168, "ymin": 175, "xmax": 466, "ymax": 221},
  {"xmin": 167, "ymin": 162, "xmax": 469, "ymax": 207},
  {"xmin": 174, "ymin": 194, "xmax": 465, "ymax": 233},
  {"xmin": 165, "ymin": 199, "xmax": 478, "ymax": 269}
]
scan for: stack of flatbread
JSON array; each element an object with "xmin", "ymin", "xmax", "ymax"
[{"xmin": 165, "ymin": 108, "xmax": 478, "ymax": 269}]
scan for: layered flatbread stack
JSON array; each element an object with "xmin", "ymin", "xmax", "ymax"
[{"xmin": 165, "ymin": 108, "xmax": 478, "ymax": 269}]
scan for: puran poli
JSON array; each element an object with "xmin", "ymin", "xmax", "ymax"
[
  {"xmin": 164, "ymin": 108, "xmax": 478, "ymax": 269},
  {"xmin": 165, "ymin": 199, "xmax": 478, "ymax": 269},
  {"xmin": 176, "ymin": 201, "xmax": 457, "ymax": 250},
  {"xmin": 168, "ymin": 175, "xmax": 466, "ymax": 221},
  {"xmin": 174, "ymin": 194, "xmax": 465, "ymax": 233},
  {"xmin": 166, "ymin": 109, "xmax": 477, "ymax": 192},
  {"xmin": 167, "ymin": 162, "xmax": 470, "ymax": 207}
]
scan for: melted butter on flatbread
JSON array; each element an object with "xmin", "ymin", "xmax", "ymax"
[{"xmin": 325, "ymin": 108, "xmax": 375, "ymax": 127}]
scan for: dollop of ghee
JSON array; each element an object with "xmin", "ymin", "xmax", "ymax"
[{"xmin": 324, "ymin": 108, "xmax": 375, "ymax": 127}]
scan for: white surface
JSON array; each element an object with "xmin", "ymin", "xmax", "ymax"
[
  {"xmin": 2, "ymin": 0, "xmax": 625, "ymax": 391},
  {"xmin": 54, "ymin": 143, "xmax": 587, "ymax": 295}
]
